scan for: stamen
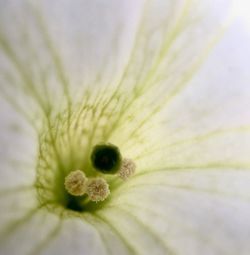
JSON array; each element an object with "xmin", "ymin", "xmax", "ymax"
[
  {"xmin": 86, "ymin": 178, "xmax": 110, "ymax": 202},
  {"xmin": 91, "ymin": 143, "xmax": 122, "ymax": 174},
  {"xmin": 118, "ymin": 158, "xmax": 136, "ymax": 180},
  {"xmin": 64, "ymin": 170, "xmax": 88, "ymax": 196}
]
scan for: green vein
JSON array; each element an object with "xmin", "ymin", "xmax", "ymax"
[
  {"xmin": 93, "ymin": 212, "xmax": 137, "ymax": 255},
  {"xmin": 27, "ymin": 217, "xmax": 62, "ymax": 255},
  {"xmin": 134, "ymin": 126, "xmax": 250, "ymax": 161},
  {"xmin": 110, "ymin": 206, "xmax": 177, "ymax": 255},
  {"xmin": 84, "ymin": 214, "xmax": 119, "ymax": 255},
  {"xmin": 113, "ymin": 181, "xmax": 250, "ymax": 203},
  {"xmin": 134, "ymin": 0, "xmax": 193, "ymax": 93},
  {"xmin": 0, "ymin": 185, "xmax": 34, "ymax": 197},
  {"xmin": 0, "ymin": 31, "xmax": 50, "ymax": 115},
  {"xmin": 106, "ymin": 202, "xmax": 228, "ymax": 255},
  {"xmin": 31, "ymin": 5, "xmax": 72, "ymax": 116},
  {"xmin": 0, "ymin": 207, "xmax": 40, "ymax": 242},
  {"xmin": 134, "ymin": 164, "xmax": 250, "ymax": 177}
]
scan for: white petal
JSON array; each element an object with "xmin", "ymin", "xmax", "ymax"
[
  {"xmin": 0, "ymin": 0, "xmax": 143, "ymax": 111},
  {"xmin": 0, "ymin": 1, "xmax": 250, "ymax": 255},
  {"xmin": 133, "ymin": 17, "xmax": 250, "ymax": 173},
  {"xmin": 163, "ymin": 21, "xmax": 250, "ymax": 165},
  {"xmin": 0, "ymin": 208, "xmax": 59, "ymax": 255},
  {"xmin": 106, "ymin": 169, "xmax": 250, "ymax": 255},
  {"xmin": 40, "ymin": 217, "xmax": 107, "ymax": 255},
  {"xmin": 0, "ymin": 98, "xmax": 36, "ymax": 188}
]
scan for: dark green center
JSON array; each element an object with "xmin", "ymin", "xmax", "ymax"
[{"xmin": 91, "ymin": 144, "xmax": 122, "ymax": 174}]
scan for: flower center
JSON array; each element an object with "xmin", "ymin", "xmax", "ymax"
[{"xmin": 35, "ymin": 103, "xmax": 136, "ymax": 215}]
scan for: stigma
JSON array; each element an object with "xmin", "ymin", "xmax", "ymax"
[{"xmin": 91, "ymin": 143, "xmax": 122, "ymax": 174}]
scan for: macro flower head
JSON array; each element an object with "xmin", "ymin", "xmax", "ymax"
[{"xmin": 1, "ymin": 0, "xmax": 250, "ymax": 255}]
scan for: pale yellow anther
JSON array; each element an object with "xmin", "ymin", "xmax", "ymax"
[
  {"xmin": 118, "ymin": 158, "xmax": 136, "ymax": 180},
  {"xmin": 86, "ymin": 178, "xmax": 110, "ymax": 202},
  {"xmin": 64, "ymin": 170, "xmax": 88, "ymax": 196}
]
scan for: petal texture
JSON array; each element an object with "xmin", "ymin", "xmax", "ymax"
[
  {"xmin": 0, "ymin": 1, "xmax": 250, "ymax": 255},
  {"xmin": 108, "ymin": 169, "xmax": 250, "ymax": 255}
]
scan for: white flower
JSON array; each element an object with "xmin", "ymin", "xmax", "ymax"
[{"xmin": 0, "ymin": 0, "xmax": 250, "ymax": 255}]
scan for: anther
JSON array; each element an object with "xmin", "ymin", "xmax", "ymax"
[
  {"xmin": 91, "ymin": 143, "xmax": 122, "ymax": 174},
  {"xmin": 118, "ymin": 158, "xmax": 136, "ymax": 180},
  {"xmin": 64, "ymin": 170, "xmax": 88, "ymax": 196},
  {"xmin": 86, "ymin": 178, "xmax": 110, "ymax": 202}
]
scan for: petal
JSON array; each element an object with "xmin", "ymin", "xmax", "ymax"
[
  {"xmin": 163, "ymin": 20, "xmax": 250, "ymax": 165},
  {"xmin": 132, "ymin": 15, "xmax": 250, "ymax": 173},
  {"xmin": 0, "ymin": 209, "xmax": 59, "ymax": 255},
  {"xmin": 1, "ymin": 1, "xmax": 250, "ymax": 255},
  {"xmin": 40, "ymin": 217, "xmax": 107, "ymax": 255},
  {"xmin": 0, "ymin": 98, "xmax": 36, "ymax": 189},
  {"xmin": 0, "ymin": 0, "xmax": 143, "ymax": 115},
  {"xmin": 107, "ymin": 169, "xmax": 250, "ymax": 255},
  {"xmin": 0, "ymin": 104, "xmax": 39, "ymax": 254}
]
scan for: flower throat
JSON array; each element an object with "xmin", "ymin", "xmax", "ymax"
[{"xmin": 35, "ymin": 103, "xmax": 136, "ymax": 214}]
